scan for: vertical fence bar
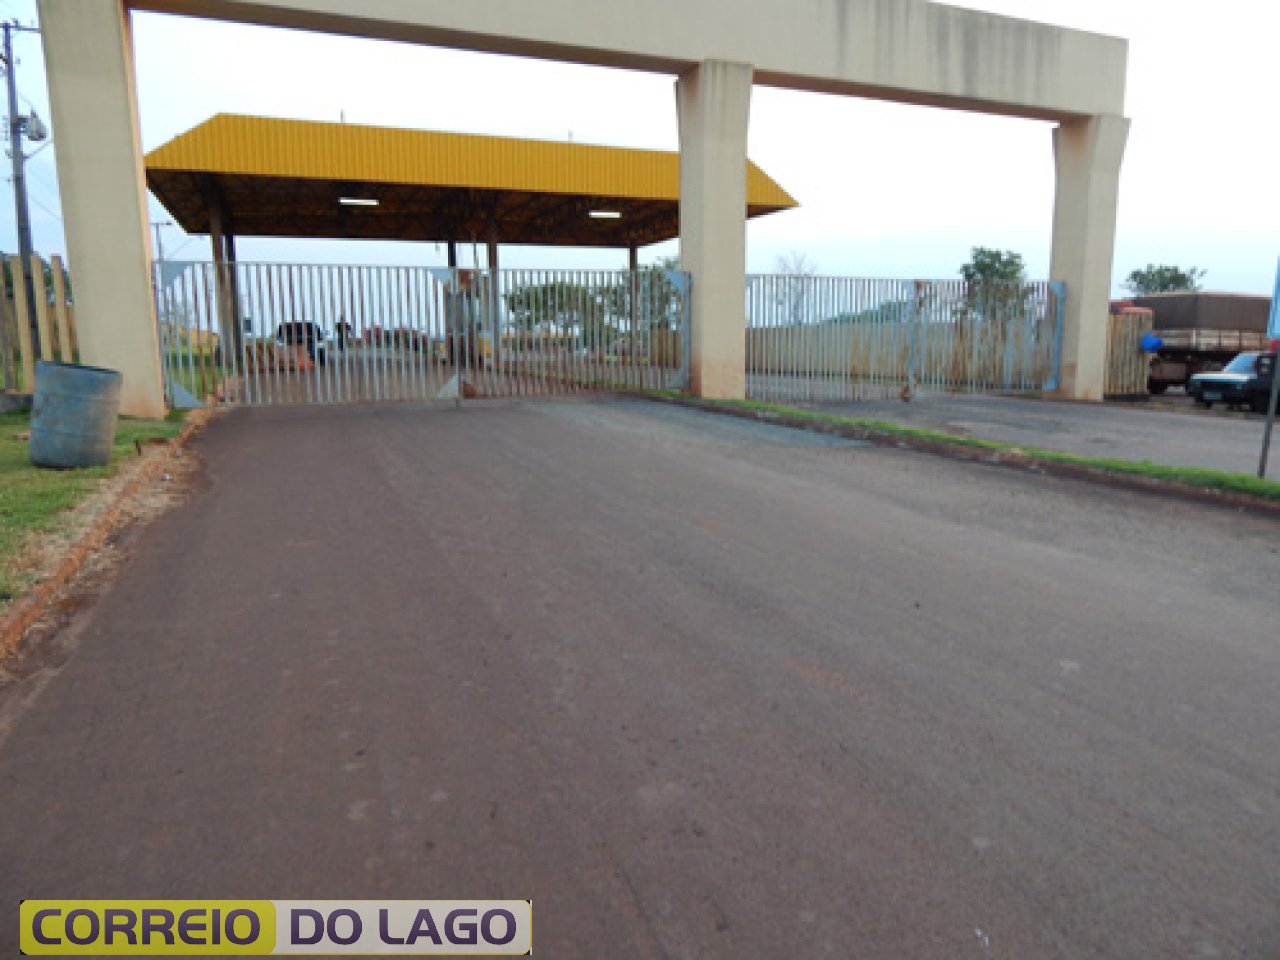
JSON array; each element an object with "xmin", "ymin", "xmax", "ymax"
[
  {"xmin": 350, "ymin": 266, "xmax": 366, "ymax": 402},
  {"xmin": 386, "ymin": 265, "xmax": 398, "ymax": 399},
  {"xmin": 413, "ymin": 264, "xmax": 427, "ymax": 400},
  {"xmin": 156, "ymin": 263, "xmax": 177, "ymax": 405},
  {"xmin": 286, "ymin": 262, "xmax": 301, "ymax": 403},
  {"xmin": 310, "ymin": 264, "xmax": 325, "ymax": 403},
  {"xmin": 313, "ymin": 264, "xmax": 332, "ymax": 404},
  {"xmin": 538, "ymin": 270, "xmax": 552, "ymax": 396},
  {"xmin": 405, "ymin": 267, "xmax": 420, "ymax": 401},
  {"xmin": 374, "ymin": 264, "xmax": 388, "ymax": 402},
  {"xmin": 221, "ymin": 262, "xmax": 239, "ymax": 405},
  {"xmin": 1047, "ymin": 280, "xmax": 1066, "ymax": 393},
  {"xmin": 189, "ymin": 267, "xmax": 212, "ymax": 407},
  {"xmin": 338, "ymin": 266, "xmax": 354, "ymax": 401},
  {"xmin": 281, "ymin": 263, "xmax": 298, "ymax": 403},
  {"xmin": 236, "ymin": 264, "xmax": 255, "ymax": 406},
  {"xmin": 28, "ymin": 255, "xmax": 53, "ymax": 362},
  {"xmin": 188, "ymin": 265, "xmax": 206, "ymax": 401},
  {"xmin": 260, "ymin": 262, "xmax": 275, "ymax": 405},
  {"xmin": 335, "ymin": 266, "xmax": 351, "ymax": 403},
  {"xmin": 240, "ymin": 263, "xmax": 258, "ymax": 405},
  {"xmin": 330, "ymin": 267, "xmax": 345, "ymax": 401},
  {"xmin": 192, "ymin": 264, "xmax": 206, "ymax": 401},
  {"xmin": 251, "ymin": 263, "xmax": 272, "ymax": 405},
  {"xmin": 414, "ymin": 266, "xmax": 429, "ymax": 400},
  {"xmin": 209, "ymin": 262, "xmax": 228, "ymax": 402},
  {"xmin": 396, "ymin": 266, "xmax": 411, "ymax": 400},
  {"xmin": 382, "ymin": 265, "xmax": 398, "ymax": 400},
  {"xmin": 257, "ymin": 263, "xmax": 276, "ymax": 404},
  {"xmin": 296, "ymin": 265, "xmax": 315, "ymax": 403}
]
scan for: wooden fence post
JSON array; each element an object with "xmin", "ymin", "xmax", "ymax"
[
  {"xmin": 1104, "ymin": 308, "xmax": 1154, "ymax": 398},
  {"xmin": 31, "ymin": 254, "xmax": 54, "ymax": 362},
  {"xmin": 51, "ymin": 255, "xmax": 72, "ymax": 363},
  {"xmin": 0, "ymin": 293, "xmax": 15, "ymax": 390},
  {"xmin": 10, "ymin": 255, "xmax": 35, "ymax": 391}
]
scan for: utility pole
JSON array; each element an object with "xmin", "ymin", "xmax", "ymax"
[
  {"xmin": 3, "ymin": 19, "xmax": 44, "ymax": 370},
  {"xmin": 152, "ymin": 220, "xmax": 173, "ymax": 262}
]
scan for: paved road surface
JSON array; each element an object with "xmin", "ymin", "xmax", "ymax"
[
  {"xmin": 832, "ymin": 392, "xmax": 1280, "ymax": 478},
  {"xmin": 1, "ymin": 399, "xmax": 1277, "ymax": 958}
]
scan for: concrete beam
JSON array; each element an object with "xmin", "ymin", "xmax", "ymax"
[
  {"xmin": 42, "ymin": 0, "xmax": 1128, "ymax": 413},
  {"xmin": 127, "ymin": 0, "xmax": 1126, "ymax": 121},
  {"xmin": 1050, "ymin": 114, "xmax": 1129, "ymax": 402},
  {"xmin": 39, "ymin": 0, "xmax": 165, "ymax": 418},
  {"xmin": 678, "ymin": 60, "xmax": 752, "ymax": 400}
]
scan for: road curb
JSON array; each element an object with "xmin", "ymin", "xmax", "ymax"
[
  {"xmin": 645, "ymin": 394, "xmax": 1280, "ymax": 519},
  {"xmin": 0, "ymin": 408, "xmax": 215, "ymax": 659}
]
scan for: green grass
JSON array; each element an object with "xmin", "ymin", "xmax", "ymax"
[
  {"xmin": 0, "ymin": 409, "xmax": 185, "ymax": 603},
  {"xmin": 648, "ymin": 392, "xmax": 1280, "ymax": 502}
]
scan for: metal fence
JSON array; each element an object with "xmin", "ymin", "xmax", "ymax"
[
  {"xmin": 745, "ymin": 276, "xmax": 1064, "ymax": 403},
  {"xmin": 154, "ymin": 262, "xmax": 691, "ymax": 407}
]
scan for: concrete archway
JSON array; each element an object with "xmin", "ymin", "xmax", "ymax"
[{"xmin": 38, "ymin": 0, "xmax": 1128, "ymax": 416}]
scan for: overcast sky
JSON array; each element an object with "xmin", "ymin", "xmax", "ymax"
[{"xmin": 1, "ymin": 0, "xmax": 1277, "ymax": 293}]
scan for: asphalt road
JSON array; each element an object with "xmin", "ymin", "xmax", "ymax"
[
  {"xmin": 1, "ymin": 399, "xmax": 1277, "ymax": 959},
  {"xmin": 835, "ymin": 391, "xmax": 1280, "ymax": 478}
]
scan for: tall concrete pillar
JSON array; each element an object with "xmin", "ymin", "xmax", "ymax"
[
  {"xmin": 38, "ymin": 0, "xmax": 165, "ymax": 418},
  {"xmin": 676, "ymin": 60, "xmax": 753, "ymax": 399},
  {"xmin": 1050, "ymin": 113, "xmax": 1130, "ymax": 401}
]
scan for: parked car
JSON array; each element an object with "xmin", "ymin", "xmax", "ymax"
[
  {"xmin": 275, "ymin": 322, "xmax": 330, "ymax": 366},
  {"xmin": 1187, "ymin": 351, "xmax": 1275, "ymax": 412}
]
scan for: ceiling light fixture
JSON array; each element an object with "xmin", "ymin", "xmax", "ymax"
[
  {"xmin": 340, "ymin": 197, "xmax": 380, "ymax": 207},
  {"xmin": 589, "ymin": 210, "xmax": 622, "ymax": 219}
]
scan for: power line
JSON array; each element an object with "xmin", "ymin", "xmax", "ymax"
[
  {"xmin": 16, "ymin": 87, "xmax": 40, "ymax": 112},
  {"xmin": 26, "ymin": 188, "xmax": 59, "ymax": 222},
  {"xmin": 0, "ymin": 174, "xmax": 58, "ymax": 225}
]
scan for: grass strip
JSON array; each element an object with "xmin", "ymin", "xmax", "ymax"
[
  {"xmin": 0, "ymin": 410, "xmax": 186, "ymax": 601},
  {"xmin": 645, "ymin": 392, "xmax": 1280, "ymax": 502}
]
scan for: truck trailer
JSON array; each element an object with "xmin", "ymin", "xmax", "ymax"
[{"xmin": 1126, "ymin": 292, "xmax": 1273, "ymax": 394}]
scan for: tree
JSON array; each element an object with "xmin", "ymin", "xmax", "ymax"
[
  {"xmin": 832, "ymin": 300, "xmax": 913, "ymax": 325},
  {"xmin": 613, "ymin": 257, "xmax": 685, "ymax": 331},
  {"xmin": 959, "ymin": 247, "xmax": 1026, "ymax": 284},
  {"xmin": 958, "ymin": 249, "xmax": 1033, "ymax": 331},
  {"xmin": 504, "ymin": 280, "xmax": 603, "ymax": 334},
  {"xmin": 1123, "ymin": 264, "xmax": 1205, "ymax": 295},
  {"xmin": 774, "ymin": 250, "xmax": 817, "ymax": 324}
]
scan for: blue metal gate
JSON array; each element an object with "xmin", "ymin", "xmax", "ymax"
[{"xmin": 153, "ymin": 261, "xmax": 691, "ymax": 406}]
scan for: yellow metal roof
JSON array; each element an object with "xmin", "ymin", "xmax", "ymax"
[{"xmin": 145, "ymin": 114, "xmax": 797, "ymax": 248}]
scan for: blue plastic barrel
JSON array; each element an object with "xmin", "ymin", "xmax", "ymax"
[{"xmin": 29, "ymin": 361, "xmax": 124, "ymax": 469}]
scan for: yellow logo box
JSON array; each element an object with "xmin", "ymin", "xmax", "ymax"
[{"xmin": 20, "ymin": 901, "xmax": 532, "ymax": 956}]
